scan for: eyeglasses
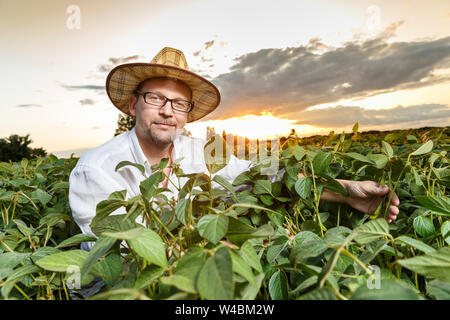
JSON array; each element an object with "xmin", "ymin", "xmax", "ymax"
[{"xmin": 134, "ymin": 91, "xmax": 194, "ymax": 113}]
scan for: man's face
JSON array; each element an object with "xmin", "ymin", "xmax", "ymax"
[{"xmin": 129, "ymin": 77, "xmax": 191, "ymax": 146}]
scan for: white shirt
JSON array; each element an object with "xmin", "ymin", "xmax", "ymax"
[{"xmin": 68, "ymin": 126, "xmax": 253, "ymax": 250}]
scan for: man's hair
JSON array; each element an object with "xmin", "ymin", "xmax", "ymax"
[{"xmin": 134, "ymin": 77, "xmax": 193, "ymax": 100}]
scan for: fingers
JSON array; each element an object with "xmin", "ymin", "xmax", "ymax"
[
  {"xmin": 386, "ymin": 204, "xmax": 399, "ymax": 223},
  {"xmin": 389, "ymin": 190, "xmax": 400, "ymax": 206},
  {"xmin": 366, "ymin": 181, "xmax": 390, "ymax": 196}
]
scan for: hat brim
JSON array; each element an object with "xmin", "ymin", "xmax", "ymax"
[{"xmin": 106, "ymin": 63, "xmax": 221, "ymax": 123}]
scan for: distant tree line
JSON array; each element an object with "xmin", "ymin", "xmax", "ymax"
[{"xmin": 0, "ymin": 134, "xmax": 47, "ymax": 162}]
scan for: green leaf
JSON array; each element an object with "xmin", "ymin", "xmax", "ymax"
[
  {"xmin": 49, "ymin": 181, "xmax": 69, "ymax": 192},
  {"xmin": 395, "ymin": 235, "xmax": 436, "ymax": 254},
  {"xmin": 290, "ymin": 239, "xmax": 328, "ymax": 264},
  {"xmin": 204, "ymin": 134, "xmax": 230, "ymax": 175},
  {"xmin": 93, "ymin": 253, "xmax": 122, "ymax": 287},
  {"xmin": 319, "ymin": 174, "xmax": 349, "ymax": 196},
  {"xmin": 36, "ymin": 250, "xmax": 88, "ymax": 272},
  {"xmin": 5, "ymin": 264, "xmax": 40, "ymax": 284},
  {"xmin": 30, "ymin": 247, "xmax": 60, "ymax": 262},
  {"xmin": 410, "ymin": 140, "xmax": 433, "ymax": 156},
  {"xmin": 197, "ymin": 214, "xmax": 229, "ymax": 244},
  {"xmin": 115, "ymin": 161, "xmax": 146, "ymax": 177},
  {"xmin": 232, "ymin": 171, "xmax": 253, "ymax": 186},
  {"xmin": 413, "ymin": 216, "xmax": 436, "ymax": 238},
  {"xmin": 297, "ymin": 287, "xmax": 336, "ymax": 300},
  {"xmin": 293, "ymin": 146, "xmax": 306, "ymax": 161},
  {"xmin": 160, "ymin": 275, "xmax": 196, "ymax": 294},
  {"xmin": 0, "ymin": 162, "xmax": 14, "ymax": 175},
  {"xmin": 252, "ymin": 180, "xmax": 272, "ymax": 195},
  {"xmin": 441, "ymin": 221, "xmax": 450, "ymax": 245},
  {"xmin": 382, "ymin": 141, "xmax": 394, "ymax": 158},
  {"xmin": 55, "ymin": 234, "xmax": 98, "ymax": 249},
  {"xmin": 312, "ymin": 152, "xmax": 332, "ymax": 175},
  {"xmin": 39, "ymin": 213, "xmax": 71, "ymax": 227},
  {"xmin": 197, "ymin": 247, "xmax": 233, "ymax": 300},
  {"xmin": 323, "ymin": 227, "xmax": 352, "ymax": 246},
  {"xmin": 411, "ymin": 167, "xmax": 423, "ymax": 186},
  {"xmin": 294, "ymin": 177, "xmax": 312, "ymax": 199},
  {"xmin": 175, "ymin": 198, "xmax": 190, "ymax": 225},
  {"xmin": 128, "ymin": 228, "xmax": 168, "ymax": 268},
  {"xmin": 90, "ymin": 214, "xmax": 137, "ymax": 237},
  {"xmin": 92, "ymin": 191, "xmax": 127, "ymax": 227},
  {"xmin": 407, "ymin": 135, "xmax": 418, "ymax": 143},
  {"xmin": 230, "ymin": 250, "xmax": 256, "ymax": 287},
  {"xmin": 260, "ymin": 194, "xmax": 274, "ymax": 206},
  {"xmin": 366, "ymin": 154, "xmax": 389, "ymax": 169},
  {"xmin": 212, "ymin": 174, "xmax": 237, "ymax": 199},
  {"xmin": 134, "ymin": 265, "xmax": 165, "ymax": 289},
  {"xmin": 351, "ymin": 218, "xmax": 390, "ymax": 244},
  {"xmin": 158, "ymin": 157, "xmax": 169, "ymax": 170},
  {"xmin": 239, "ymin": 241, "xmax": 263, "ymax": 273},
  {"xmin": 268, "ymin": 270, "xmax": 288, "ymax": 300},
  {"xmin": 174, "ymin": 248, "xmax": 207, "ymax": 279},
  {"xmin": 266, "ymin": 236, "xmax": 290, "ymax": 264},
  {"xmin": 293, "ymin": 231, "xmax": 322, "ymax": 246},
  {"xmin": 427, "ymin": 279, "xmax": 450, "ymax": 300},
  {"xmin": 415, "ymin": 196, "xmax": 450, "ymax": 216},
  {"xmin": 226, "ymin": 217, "xmax": 256, "ymax": 234},
  {"xmin": 350, "ymin": 280, "xmax": 423, "ymax": 300},
  {"xmin": 139, "ymin": 171, "xmax": 164, "ymax": 199},
  {"xmin": 81, "ymin": 236, "xmax": 117, "ymax": 278},
  {"xmin": 102, "ymin": 227, "xmax": 145, "ymax": 240},
  {"xmin": 352, "ymin": 122, "xmax": 359, "ymax": 135},
  {"xmin": 398, "ymin": 247, "xmax": 450, "ymax": 282},
  {"xmin": 240, "ymin": 273, "xmax": 265, "ymax": 300},
  {"xmin": 343, "ymin": 152, "xmax": 374, "ymax": 164},
  {"xmin": 0, "ymin": 252, "xmax": 30, "ymax": 269},
  {"xmin": 33, "ymin": 189, "xmax": 52, "ymax": 205}
]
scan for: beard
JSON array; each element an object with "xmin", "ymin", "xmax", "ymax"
[{"xmin": 140, "ymin": 121, "xmax": 184, "ymax": 146}]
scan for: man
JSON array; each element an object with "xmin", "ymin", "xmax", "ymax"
[{"xmin": 68, "ymin": 47, "xmax": 399, "ymax": 251}]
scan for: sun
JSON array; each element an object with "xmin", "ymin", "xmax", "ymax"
[{"xmin": 186, "ymin": 112, "xmax": 320, "ymax": 140}]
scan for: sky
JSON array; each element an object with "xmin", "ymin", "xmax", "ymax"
[{"xmin": 0, "ymin": 0, "xmax": 449, "ymax": 157}]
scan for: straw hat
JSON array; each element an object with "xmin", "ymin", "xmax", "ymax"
[{"xmin": 106, "ymin": 47, "xmax": 221, "ymax": 123}]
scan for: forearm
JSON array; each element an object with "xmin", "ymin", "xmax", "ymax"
[
  {"xmin": 298, "ymin": 172, "xmax": 348, "ymax": 204},
  {"xmin": 320, "ymin": 179, "xmax": 348, "ymax": 204}
]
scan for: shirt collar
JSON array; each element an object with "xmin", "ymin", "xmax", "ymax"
[{"xmin": 128, "ymin": 126, "xmax": 181, "ymax": 175}]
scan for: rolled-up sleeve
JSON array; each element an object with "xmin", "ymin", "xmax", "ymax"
[{"xmin": 68, "ymin": 165, "xmax": 127, "ymax": 249}]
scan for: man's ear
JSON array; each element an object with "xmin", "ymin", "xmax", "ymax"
[{"xmin": 129, "ymin": 94, "xmax": 137, "ymax": 117}]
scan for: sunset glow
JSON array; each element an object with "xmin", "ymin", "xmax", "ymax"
[{"xmin": 186, "ymin": 113, "xmax": 323, "ymax": 140}]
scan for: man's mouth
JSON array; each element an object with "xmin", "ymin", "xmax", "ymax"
[{"xmin": 154, "ymin": 122, "xmax": 175, "ymax": 128}]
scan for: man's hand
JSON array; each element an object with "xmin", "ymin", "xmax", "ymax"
[
  {"xmin": 342, "ymin": 180, "xmax": 400, "ymax": 223},
  {"xmin": 298, "ymin": 173, "xmax": 400, "ymax": 223}
]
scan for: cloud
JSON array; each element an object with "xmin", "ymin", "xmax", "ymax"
[
  {"xmin": 15, "ymin": 104, "xmax": 42, "ymax": 108},
  {"xmin": 98, "ymin": 55, "xmax": 143, "ymax": 72},
  {"xmin": 293, "ymin": 104, "xmax": 450, "ymax": 128},
  {"xmin": 79, "ymin": 98, "xmax": 95, "ymax": 105},
  {"xmin": 204, "ymin": 40, "xmax": 215, "ymax": 50},
  {"xmin": 61, "ymin": 84, "xmax": 105, "ymax": 91},
  {"xmin": 202, "ymin": 23, "xmax": 450, "ymax": 121}
]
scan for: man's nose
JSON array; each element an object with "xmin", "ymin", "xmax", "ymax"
[{"xmin": 159, "ymin": 100, "xmax": 174, "ymax": 117}]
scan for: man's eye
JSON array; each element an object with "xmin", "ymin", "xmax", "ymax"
[
  {"xmin": 148, "ymin": 95, "xmax": 164, "ymax": 102},
  {"xmin": 174, "ymin": 101, "xmax": 188, "ymax": 108}
]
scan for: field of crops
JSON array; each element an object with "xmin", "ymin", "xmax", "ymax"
[{"xmin": 0, "ymin": 126, "xmax": 449, "ymax": 300}]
